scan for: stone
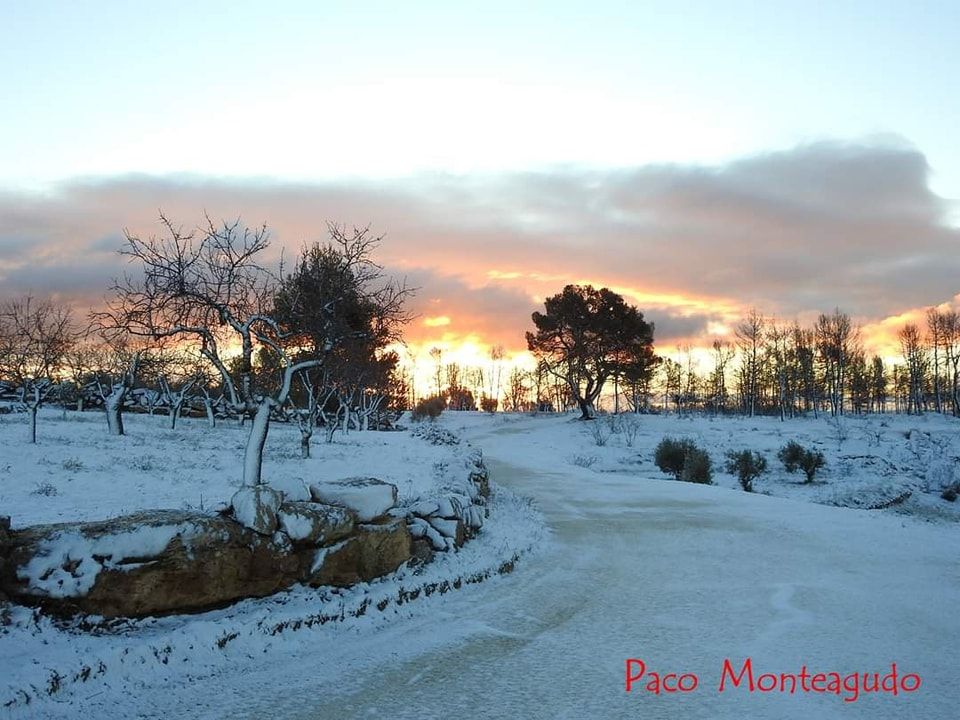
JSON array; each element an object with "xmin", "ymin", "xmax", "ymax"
[
  {"xmin": 2, "ymin": 511, "xmax": 301, "ymax": 618},
  {"xmin": 230, "ymin": 485, "xmax": 283, "ymax": 535},
  {"xmin": 309, "ymin": 477, "xmax": 398, "ymax": 521},
  {"xmin": 410, "ymin": 537, "xmax": 435, "ymax": 566},
  {"xmin": 427, "ymin": 516, "xmax": 466, "ymax": 547},
  {"xmin": 277, "ymin": 501, "xmax": 355, "ymax": 546},
  {"xmin": 407, "ymin": 500, "xmax": 440, "ymax": 518},
  {"xmin": 268, "ymin": 476, "xmax": 312, "ymax": 503},
  {"xmin": 308, "ymin": 517, "xmax": 411, "ymax": 587}
]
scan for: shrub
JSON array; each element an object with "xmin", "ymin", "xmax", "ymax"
[
  {"xmin": 655, "ymin": 437, "xmax": 712, "ymax": 484},
  {"xmin": 798, "ymin": 449, "xmax": 825, "ymax": 483},
  {"xmin": 777, "ymin": 441, "xmax": 804, "ymax": 473},
  {"xmin": 942, "ymin": 483, "xmax": 959, "ymax": 502},
  {"xmin": 479, "ymin": 395, "xmax": 498, "ymax": 413},
  {"xmin": 725, "ymin": 449, "xmax": 767, "ymax": 492},
  {"xmin": 411, "ymin": 395, "xmax": 446, "ymax": 422},
  {"xmin": 654, "ymin": 437, "xmax": 691, "ymax": 479},
  {"xmin": 778, "ymin": 441, "xmax": 825, "ymax": 483},
  {"xmin": 680, "ymin": 447, "xmax": 713, "ymax": 484},
  {"xmin": 588, "ymin": 420, "xmax": 609, "ymax": 447}
]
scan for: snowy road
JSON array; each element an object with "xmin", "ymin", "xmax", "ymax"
[{"xmin": 149, "ymin": 416, "xmax": 958, "ymax": 719}]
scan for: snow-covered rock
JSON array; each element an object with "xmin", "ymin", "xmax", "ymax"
[
  {"xmin": 277, "ymin": 502, "xmax": 355, "ymax": 545},
  {"xmin": 307, "ymin": 517, "xmax": 411, "ymax": 587},
  {"xmin": 3, "ymin": 510, "xmax": 301, "ymax": 617},
  {"xmin": 309, "ymin": 478, "xmax": 398, "ymax": 522},
  {"xmin": 427, "ymin": 516, "xmax": 466, "ymax": 547},
  {"xmin": 407, "ymin": 500, "xmax": 440, "ymax": 518},
  {"xmin": 268, "ymin": 476, "xmax": 312, "ymax": 503},
  {"xmin": 231, "ymin": 485, "xmax": 283, "ymax": 536},
  {"xmin": 434, "ymin": 495, "xmax": 464, "ymax": 519}
]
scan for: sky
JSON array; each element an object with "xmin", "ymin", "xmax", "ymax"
[{"xmin": 2, "ymin": 0, "xmax": 959, "ymax": 376}]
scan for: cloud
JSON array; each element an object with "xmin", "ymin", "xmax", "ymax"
[{"xmin": 0, "ymin": 138, "xmax": 957, "ymax": 355}]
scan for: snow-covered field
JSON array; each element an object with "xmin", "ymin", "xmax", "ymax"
[{"xmin": 2, "ymin": 408, "xmax": 959, "ymax": 719}]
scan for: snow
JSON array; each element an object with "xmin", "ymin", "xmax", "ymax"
[
  {"xmin": 230, "ymin": 485, "xmax": 282, "ymax": 535},
  {"xmin": 18, "ymin": 523, "xmax": 186, "ymax": 598},
  {"xmin": 2, "ymin": 409, "xmax": 960, "ymax": 718},
  {"xmin": 267, "ymin": 475, "xmax": 312, "ymax": 502},
  {"xmin": 309, "ymin": 478, "xmax": 398, "ymax": 521}
]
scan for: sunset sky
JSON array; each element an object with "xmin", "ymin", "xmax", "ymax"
[{"xmin": 2, "ymin": 1, "xmax": 959, "ymax": 380}]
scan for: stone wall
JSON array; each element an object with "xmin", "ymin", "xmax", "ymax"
[{"xmin": 0, "ymin": 453, "xmax": 490, "ymax": 619}]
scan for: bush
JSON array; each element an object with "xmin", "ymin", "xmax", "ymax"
[
  {"xmin": 479, "ymin": 395, "xmax": 498, "ymax": 413},
  {"xmin": 655, "ymin": 437, "xmax": 712, "ymax": 484},
  {"xmin": 942, "ymin": 484, "xmax": 959, "ymax": 502},
  {"xmin": 725, "ymin": 449, "xmax": 767, "ymax": 492},
  {"xmin": 411, "ymin": 395, "xmax": 446, "ymax": 422},
  {"xmin": 654, "ymin": 437, "xmax": 691, "ymax": 479},
  {"xmin": 777, "ymin": 441, "xmax": 804, "ymax": 473},
  {"xmin": 680, "ymin": 447, "xmax": 713, "ymax": 484},
  {"xmin": 798, "ymin": 449, "xmax": 825, "ymax": 483},
  {"xmin": 588, "ymin": 420, "xmax": 609, "ymax": 447},
  {"xmin": 778, "ymin": 441, "xmax": 824, "ymax": 483}
]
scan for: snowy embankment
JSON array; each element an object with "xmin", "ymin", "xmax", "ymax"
[{"xmin": 0, "ymin": 410, "xmax": 546, "ymax": 714}]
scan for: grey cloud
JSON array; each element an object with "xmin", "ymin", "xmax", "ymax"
[{"xmin": 0, "ymin": 139, "xmax": 956, "ymax": 338}]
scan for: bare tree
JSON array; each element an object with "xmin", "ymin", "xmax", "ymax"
[
  {"xmin": 926, "ymin": 308, "xmax": 946, "ymax": 413},
  {"xmin": 99, "ymin": 215, "xmax": 402, "ymax": 486},
  {"xmin": 0, "ymin": 296, "xmax": 77, "ymax": 443},
  {"xmin": 710, "ymin": 339, "xmax": 735, "ymax": 414},
  {"xmin": 899, "ymin": 323, "xmax": 927, "ymax": 414},
  {"xmin": 815, "ymin": 309, "xmax": 858, "ymax": 417},
  {"xmin": 735, "ymin": 309, "xmax": 765, "ymax": 417}
]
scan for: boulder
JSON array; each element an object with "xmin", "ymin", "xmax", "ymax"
[
  {"xmin": 230, "ymin": 485, "xmax": 283, "ymax": 535},
  {"xmin": 410, "ymin": 537, "xmax": 435, "ymax": 566},
  {"xmin": 427, "ymin": 516, "xmax": 466, "ymax": 547},
  {"xmin": 469, "ymin": 469, "xmax": 490, "ymax": 498},
  {"xmin": 268, "ymin": 476, "xmax": 312, "ymax": 503},
  {"xmin": 407, "ymin": 500, "xmax": 440, "ymax": 518},
  {"xmin": 308, "ymin": 517, "xmax": 411, "ymax": 587},
  {"xmin": 277, "ymin": 501, "xmax": 355, "ymax": 546},
  {"xmin": 309, "ymin": 478, "xmax": 397, "ymax": 522},
  {"xmin": 2, "ymin": 510, "xmax": 301, "ymax": 617}
]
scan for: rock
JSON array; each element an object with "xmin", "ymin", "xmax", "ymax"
[
  {"xmin": 277, "ymin": 502, "xmax": 355, "ymax": 546},
  {"xmin": 427, "ymin": 516, "xmax": 466, "ymax": 547},
  {"xmin": 468, "ymin": 459, "xmax": 490, "ymax": 498},
  {"xmin": 407, "ymin": 517, "xmax": 432, "ymax": 538},
  {"xmin": 407, "ymin": 500, "xmax": 440, "ymax": 518},
  {"xmin": 308, "ymin": 517, "xmax": 411, "ymax": 587},
  {"xmin": 462, "ymin": 505, "xmax": 484, "ymax": 530},
  {"xmin": 410, "ymin": 537, "xmax": 435, "ymax": 566},
  {"xmin": 2, "ymin": 511, "xmax": 301, "ymax": 618},
  {"xmin": 268, "ymin": 476, "xmax": 312, "ymax": 503},
  {"xmin": 434, "ymin": 495, "xmax": 464, "ymax": 519},
  {"xmin": 230, "ymin": 485, "xmax": 282, "ymax": 535},
  {"xmin": 309, "ymin": 478, "xmax": 398, "ymax": 522}
]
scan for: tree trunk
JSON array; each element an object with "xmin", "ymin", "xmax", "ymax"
[
  {"xmin": 170, "ymin": 401, "xmax": 181, "ymax": 430},
  {"xmin": 29, "ymin": 404, "xmax": 38, "ymax": 444},
  {"xmin": 242, "ymin": 401, "xmax": 272, "ymax": 486},
  {"xmin": 105, "ymin": 396, "xmax": 125, "ymax": 436},
  {"xmin": 300, "ymin": 428, "xmax": 311, "ymax": 459},
  {"xmin": 577, "ymin": 397, "xmax": 592, "ymax": 420},
  {"xmin": 76, "ymin": 397, "xmax": 84, "ymax": 412},
  {"xmin": 204, "ymin": 399, "xmax": 216, "ymax": 428}
]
